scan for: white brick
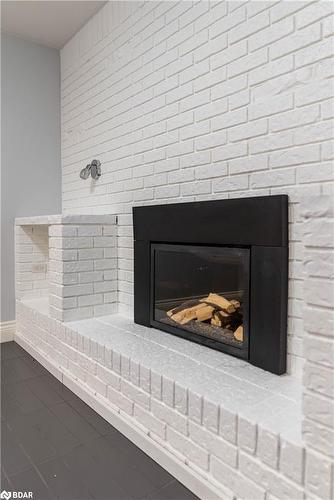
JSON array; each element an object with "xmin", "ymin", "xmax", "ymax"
[
  {"xmin": 229, "ymin": 118, "xmax": 267, "ymax": 142},
  {"xmin": 271, "ymin": 24, "xmax": 321, "ymax": 60},
  {"xmin": 304, "ymin": 335, "xmax": 334, "ymax": 368},
  {"xmin": 270, "ymin": 105, "xmax": 320, "ymax": 133},
  {"xmin": 189, "ymin": 421, "xmax": 237, "ymax": 467},
  {"xmin": 212, "ymin": 74, "xmax": 247, "ymax": 100},
  {"xmin": 107, "ymin": 386, "xmax": 133, "ymax": 415},
  {"xmin": 180, "ymin": 120, "xmax": 210, "ymax": 141},
  {"xmin": 94, "ymin": 259, "xmax": 117, "ymax": 270},
  {"xmin": 195, "ymin": 163, "xmax": 228, "ymax": 180},
  {"xmin": 210, "ymin": 5, "xmax": 246, "ymax": 39},
  {"xmin": 250, "ymin": 130, "xmax": 294, "ymax": 154},
  {"xmin": 59, "ymin": 283, "xmax": 93, "ymax": 298},
  {"xmin": 188, "ymin": 390, "xmax": 202, "ymax": 424},
  {"xmin": 93, "ymin": 236, "xmax": 115, "ymax": 248},
  {"xmin": 174, "ymin": 383, "xmax": 188, "ymax": 415},
  {"xmin": 212, "ymin": 108, "xmax": 247, "ymax": 132},
  {"xmin": 257, "ymin": 428, "xmax": 280, "ymax": 469},
  {"xmin": 249, "ymin": 94, "xmax": 294, "ymax": 121},
  {"xmin": 249, "ymin": 54, "xmax": 294, "ymax": 86},
  {"xmin": 229, "ymin": 88, "xmax": 250, "ymax": 110},
  {"xmin": 239, "ymin": 452, "xmax": 304, "ymax": 500},
  {"xmin": 78, "ymin": 248, "xmax": 103, "ymax": 260},
  {"xmin": 195, "ymin": 131, "xmax": 227, "ymax": 151},
  {"xmin": 78, "ymin": 293, "xmax": 103, "ymax": 307},
  {"xmin": 194, "ymin": 99, "xmax": 228, "ymax": 122},
  {"xmin": 211, "ymin": 457, "xmax": 266, "ymax": 500},
  {"xmin": 295, "ymin": 120, "xmax": 334, "ymax": 147},
  {"xmin": 303, "ymin": 392, "xmax": 334, "ymax": 428},
  {"xmin": 303, "ymin": 418, "xmax": 334, "ymax": 457},
  {"xmin": 230, "ymin": 154, "xmax": 268, "ymax": 175},
  {"xmin": 280, "ymin": 439, "xmax": 304, "ymax": 485},
  {"xmin": 86, "ymin": 372, "xmax": 107, "ymax": 397},
  {"xmin": 295, "ymin": 37, "xmax": 334, "ymax": 68},
  {"xmin": 214, "ymin": 174, "xmax": 249, "ymax": 192},
  {"xmin": 151, "ymin": 372, "xmax": 162, "ymax": 400},
  {"xmin": 181, "ymin": 181, "xmax": 211, "ymax": 196},
  {"xmin": 303, "ymin": 362, "xmax": 334, "ymax": 398},
  {"xmin": 296, "ymin": 1, "xmax": 334, "ymax": 29},
  {"xmin": 77, "ymin": 226, "xmax": 102, "ymax": 236},
  {"xmin": 120, "ymin": 355, "xmax": 130, "ymax": 380},
  {"xmin": 162, "ymin": 376, "xmax": 174, "ymax": 407},
  {"xmin": 228, "ymin": 48, "xmax": 268, "ymax": 78},
  {"xmin": 323, "ymin": 14, "xmax": 334, "ymax": 37},
  {"xmin": 49, "ymin": 225, "xmax": 77, "ymax": 237},
  {"xmin": 134, "ymin": 405, "xmax": 166, "ymax": 439},
  {"xmin": 151, "ymin": 399, "xmax": 187, "ymax": 435},
  {"xmin": 166, "ymin": 427, "xmax": 209, "ymax": 471},
  {"xmin": 270, "ymin": 144, "xmax": 321, "ymax": 168},
  {"xmin": 249, "ymin": 17, "xmax": 294, "ymax": 52},
  {"xmin": 62, "ymin": 237, "xmax": 93, "ymax": 249},
  {"xmin": 93, "ymin": 281, "xmax": 116, "ymax": 293},
  {"xmin": 155, "ymin": 184, "xmax": 180, "ymax": 199},
  {"xmin": 168, "ymin": 168, "xmax": 194, "ymax": 184},
  {"xmin": 229, "ymin": 11, "xmax": 269, "ymax": 44},
  {"xmin": 203, "ymin": 398, "xmax": 219, "ymax": 434},
  {"xmin": 211, "ymin": 40, "xmax": 247, "ymax": 70},
  {"xmin": 270, "ymin": 1, "xmax": 310, "ymax": 24},
  {"xmin": 121, "ymin": 380, "xmax": 150, "ymax": 410},
  {"xmin": 238, "ymin": 417, "xmax": 257, "ymax": 454},
  {"xmin": 93, "ymin": 303, "xmax": 117, "ymax": 316},
  {"xmin": 306, "ymin": 450, "xmax": 333, "ymax": 499},
  {"xmin": 251, "ymin": 169, "xmax": 295, "ymax": 189},
  {"xmin": 79, "ymin": 271, "xmax": 103, "ymax": 283},
  {"xmin": 139, "ymin": 365, "xmax": 151, "ymax": 394},
  {"xmin": 212, "ymin": 143, "xmax": 247, "ymax": 162},
  {"xmin": 194, "ymin": 66, "xmax": 227, "ymax": 93},
  {"xmin": 219, "ymin": 408, "xmax": 237, "ymax": 444}
]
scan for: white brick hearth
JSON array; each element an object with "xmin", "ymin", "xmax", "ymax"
[{"xmin": 15, "ymin": 197, "xmax": 334, "ymax": 499}]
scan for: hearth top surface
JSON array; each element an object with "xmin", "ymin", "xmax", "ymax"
[
  {"xmin": 15, "ymin": 214, "xmax": 117, "ymax": 225},
  {"xmin": 67, "ymin": 312, "xmax": 302, "ymax": 443},
  {"xmin": 20, "ymin": 297, "xmax": 302, "ymax": 443}
]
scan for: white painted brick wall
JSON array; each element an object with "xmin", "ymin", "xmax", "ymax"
[
  {"xmin": 300, "ymin": 196, "xmax": 334, "ymax": 500},
  {"xmin": 49, "ymin": 222, "xmax": 117, "ymax": 321},
  {"xmin": 60, "ymin": 0, "xmax": 334, "ymax": 376}
]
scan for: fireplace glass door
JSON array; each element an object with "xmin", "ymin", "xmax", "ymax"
[{"xmin": 151, "ymin": 244, "xmax": 250, "ymax": 358}]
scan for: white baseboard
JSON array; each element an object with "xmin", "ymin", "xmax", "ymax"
[
  {"xmin": 0, "ymin": 320, "xmax": 16, "ymax": 342},
  {"xmin": 14, "ymin": 332, "xmax": 231, "ymax": 500}
]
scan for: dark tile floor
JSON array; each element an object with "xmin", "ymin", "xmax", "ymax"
[{"xmin": 1, "ymin": 341, "xmax": 198, "ymax": 500}]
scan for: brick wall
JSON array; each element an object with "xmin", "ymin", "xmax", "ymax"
[
  {"xmin": 60, "ymin": 0, "xmax": 334, "ymax": 374},
  {"xmin": 301, "ymin": 196, "xmax": 334, "ymax": 500},
  {"xmin": 49, "ymin": 223, "xmax": 117, "ymax": 321}
]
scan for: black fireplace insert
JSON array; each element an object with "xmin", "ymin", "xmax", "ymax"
[{"xmin": 133, "ymin": 195, "xmax": 288, "ymax": 374}]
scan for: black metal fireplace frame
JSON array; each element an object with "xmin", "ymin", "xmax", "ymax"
[{"xmin": 133, "ymin": 195, "xmax": 288, "ymax": 374}]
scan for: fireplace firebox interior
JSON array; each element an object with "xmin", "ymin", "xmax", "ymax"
[
  {"xmin": 152, "ymin": 244, "xmax": 249, "ymax": 359},
  {"xmin": 133, "ymin": 195, "xmax": 288, "ymax": 375}
]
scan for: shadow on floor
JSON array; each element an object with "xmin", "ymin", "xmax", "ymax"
[{"xmin": 1, "ymin": 341, "xmax": 198, "ymax": 500}]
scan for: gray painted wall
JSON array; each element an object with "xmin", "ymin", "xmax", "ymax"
[{"xmin": 1, "ymin": 34, "xmax": 61, "ymax": 322}]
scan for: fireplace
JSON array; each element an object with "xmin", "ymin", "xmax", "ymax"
[{"xmin": 133, "ymin": 195, "xmax": 288, "ymax": 374}]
